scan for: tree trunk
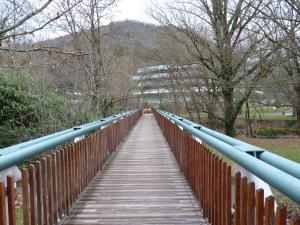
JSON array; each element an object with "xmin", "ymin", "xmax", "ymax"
[
  {"xmin": 223, "ymin": 87, "xmax": 236, "ymax": 137},
  {"xmin": 296, "ymin": 107, "xmax": 300, "ymax": 135},
  {"xmin": 245, "ymin": 101, "xmax": 253, "ymax": 137},
  {"xmin": 90, "ymin": 95, "xmax": 100, "ymax": 113},
  {"xmin": 207, "ymin": 90, "xmax": 216, "ymax": 129},
  {"xmin": 294, "ymin": 86, "xmax": 300, "ymax": 136}
]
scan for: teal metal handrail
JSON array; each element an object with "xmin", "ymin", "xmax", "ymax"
[
  {"xmin": 157, "ymin": 109, "xmax": 300, "ymax": 204},
  {"xmin": 0, "ymin": 110, "xmax": 136, "ymax": 171}
]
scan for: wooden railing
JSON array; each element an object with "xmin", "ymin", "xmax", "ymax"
[
  {"xmin": 154, "ymin": 111, "xmax": 300, "ymax": 225},
  {"xmin": 0, "ymin": 110, "xmax": 142, "ymax": 225}
]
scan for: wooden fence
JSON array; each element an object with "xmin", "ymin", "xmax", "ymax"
[
  {"xmin": 0, "ymin": 110, "xmax": 142, "ymax": 225},
  {"xmin": 154, "ymin": 111, "xmax": 300, "ymax": 225}
]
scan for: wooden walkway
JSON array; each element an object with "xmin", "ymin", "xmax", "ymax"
[{"xmin": 63, "ymin": 114, "xmax": 207, "ymax": 225}]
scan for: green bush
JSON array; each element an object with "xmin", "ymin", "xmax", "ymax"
[
  {"xmin": 254, "ymin": 127, "xmax": 294, "ymax": 137},
  {"xmin": 0, "ymin": 69, "xmax": 77, "ymax": 147}
]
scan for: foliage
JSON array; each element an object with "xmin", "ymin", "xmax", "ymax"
[
  {"xmin": 0, "ymin": 69, "xmax": 77, "ymax": 147},
  {"xmin": 253, "ymin": 127, "xmax": 295, "ymax": 137}
]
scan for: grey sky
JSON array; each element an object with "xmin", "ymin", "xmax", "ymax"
[
  {"xmin": 113, "ymin": 0, "xmax": 156, "ymax": 24},
  {"xmin": 34, "ymin": 0, "xmax": 158, "ymax": 40}
]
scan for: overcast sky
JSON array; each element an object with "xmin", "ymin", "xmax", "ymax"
[
  {"xmin": 36, "ymin": 0, "xmax": 158, "ymax": 40},
  {"xmin": 113, "ymin": 0, "xmax": 156, "ymax": 24}
]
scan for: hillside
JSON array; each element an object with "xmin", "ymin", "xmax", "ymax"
[{"xmin": 31, "ymin": 20, "xmax": 164, "ymax": 92}]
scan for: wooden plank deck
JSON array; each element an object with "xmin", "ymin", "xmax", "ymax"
[{"xmin": 63, "ymin": 114, "xmax": 208, "ymax": 225}]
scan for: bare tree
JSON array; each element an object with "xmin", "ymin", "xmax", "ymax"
[
  {"xmin": 260, "ymin": 0, "xmax": 300, "ymax": 134},
  {"xmin": 57, "ymin": 0, "xmax": 138, "ymax": 116},
  {"xmin": 0, "ymin": 0, "xmax": 87, "ymax": 68},
  {"xmin": 150, "ymin": 0, "xmax": 277, "ymax": 136}
]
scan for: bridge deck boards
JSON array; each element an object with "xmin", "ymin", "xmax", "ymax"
[{"xmin": 63, "ymin": 114, "xmax": 207, "ymax": 225}]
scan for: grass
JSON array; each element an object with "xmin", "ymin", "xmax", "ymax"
[
  {"xmin": 240, "ymin": 137, "xmax": 300, "ymax": 163},
  {"xmin": 239, "ymin": 136, "xmax": 300, "ymax": 216},
  {"xmin": 180, "ymin": 106, "xmax": 297, "ymax": 122},
  {"xmin": 16, "ymin": 208, "xmax": 23, "ymax": 225},
  {"xmin": 205, "ymin": 136, "xmax": 300, "ymax": 216},
  {"xmin": 248, "ymin": 114, "xmax": 296, "ymax": 121}
]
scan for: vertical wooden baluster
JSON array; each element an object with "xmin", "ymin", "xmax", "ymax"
[
  {"xmin": 240, "ymin": 177, "xmax": 248, "ymax": 225},
  {"xmin": 29, "ymin": 165, "xmax": 37, "ymax": 225},
  {"xmin": 191, "ymin": 139, "xmax": 194, "ymax": 191},
  {"xmin": 221, "ymin": 162, "xmax": 226, "ymax": 225},
  {"xmin": 7, "ymin": 176, "xmax": 16, "ymax": 225},
  {"xmin": 199, "ymin": 146, "xmax": 204, "ymax": 207},
  {"xmin": 22, "ymin": 169, "xmax": 30, "ymax": 225},
  {"xmin": 97, "ymin": 133, "xmax": 101, "ymax": 172},
  {"xmin": 213, "ymin": 156, "xmax": 217, "ymax": 225},
  {"xmin": 89, "ymin": 137, "xmax": 92, "ymax": 182},
  {"xmin": 290, "ymin": 216, "xmax": 300, "ymax": 225},
  {"xmin": 84, "ymin": 140, "xmax": 88, "ymax": 188},
  {"xmin": 68, "ymin": 146, "xmax": 73, "ymax": 207},
  {"xmin": 80, "ymin": 141, "xmax": 84, "ymax": 192},
  {"xmin": 235, "ymin": 172, "xmax": 241, "ymax": 225},
  {"xmin": 69, "ymin": 146, "xmax": 73, "ymax": 209},
  {"xmin": 93, "ymin": 135, "xmax": 97, "ymax": 176},
  {"xmin": 75, "ymin": 143, "xmax": 78, "ymax": 198},
  {"xmin": 0, "ymin": 182, "xmax": 7, "ymax": 225},
  {"xmin": 255, "ymin": 189, "xmax": 264, "ymax": 225},
  {"xmin": 188, "ymin": 138, "xmax": 191, "ymax": 188},
  {"xmin": 35, "ymin": 161, "xmax": 43, "ymax": 225},
  {"xmin": 52, "ymin": 152, "xmax": 58, "ymax": 225},
  {"xmin": 276, "ymin": 206, "xmax": 287, "ymax": 225},
  {"xmin": 247, "ymin": 182, "xmax": 255, "ymax": 225},
  {"xmin": 42, "ymin": 158, "xmax": 48, "ymax": 225},
  {"xmin": 194, "ymin": 143, "xmax": 199, "ymax": 202},
  {"xmin": 218, "ymin": 159, "xmax": 222, "ymax": 225},
  {"xmin": 185, "ymin": 134, "xmax": 188, "ymax": 177},
  {"xmin": 47, "ymin": 156, "xmax": 53, "ymax": 225},
  {"xmin": 56, "ymin": 151, "xmax": 62, "ymax": 220},
  {"xmin": 225, "ymin": 165, "xmax": 231, "ymax": 225},
  {"xmin": 265, "ymin": 196, "xmax": 275, "ymax": 225},
  {"xmin": 206, "ymin": 151, "xmax": 210, "ymax": 220},
  {"xmin": 75, "ymin": 142, "xmax": 78, "ymax": 197},
  {"xmin": 213, "ymin": 155, "xmax": 217, "ymax": 225},
  {"xmin": 65, "ymin": 147, "xmax": 70, "ymax": 215},
  {"xmin": 61, "ymin": 149, "xmax": 66, "ymax": 216},
  {"xmin": 204, "ymin": 148, "xmax": 208, "ymax": 218},
  {"xmin": 77, "ymin": 143, "xmax": 81, "ymax": 196},
  {"xmin": 77, "ymin": 143, "xmax": 81, "ymax": 195},
  {"xmin": 76, "ymin": 142, "xmax": 80, "ymax": 196},
  {"xmin": 208, "ymin": 152, "xmax": 212, "ymax": 223},
  {"xmin": 211, "ymin": 153, "xmax": 215, "ymax": 223},
  {"xmin": 70, "ymin": 145, "xmax": 74, "ymax": 206}
]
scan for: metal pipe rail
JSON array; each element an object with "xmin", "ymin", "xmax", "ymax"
[
  {"xmin": 0, "ymin": 110, "xmax": 142, "ymax": 225},
  {"xmin": 156, "ymin": 109, "xmax": 300, "ymax": 204},
  {"xmin": 0, "ymin": 112, "xmax": 129, "ymax": 155},
  {"xmin": 0, "ymin": 110, "xmax": 136, "ymax": 171},
  {"xmin": 160, "ymin": 110, "xmax": 300, "ymax": 180}
]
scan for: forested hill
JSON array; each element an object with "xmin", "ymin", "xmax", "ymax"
[
  {"xmin": 42, "ymin": 20, "xmax": 162, "ymax": 66},
  {"xmin": 30, "ymin": 20, "xmax": 164, "ymax": 93}
]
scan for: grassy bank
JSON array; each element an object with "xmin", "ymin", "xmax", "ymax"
[{"xmin": 239, "ymin": 136, "xmax": 300, "ymax": 216}]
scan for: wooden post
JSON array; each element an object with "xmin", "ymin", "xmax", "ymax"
[
  {"xmin": 265, "ymin": 196, "xmax": 275, "ymax": 225},
  {"xmin": 7, "ymin": 176, "xmax": 16, "ymax": 225},
  {"xmin": 247, "ymin": 182, "xmax": 255, "ymax": 225},
  {"xmin": 22, "ymin": 169, "xmax": 30, "ymax": 225},
  {"xmin": 0, "ymin": 182, "xmax": 6, "ymax": 225},
  {"xmin": 255, "ymin": 189, "xmax": 264, "ymax": 225},
  {"xmin": 234, "ymin": 172, "xmax": 241, "ymax": 225},
  {"xmin": 29, "ymin": 165, "xmax": 37, "ymax": 225},
  {"xmin": 276, "ymin": 206, "xmax": 287, "ymax": 225}
]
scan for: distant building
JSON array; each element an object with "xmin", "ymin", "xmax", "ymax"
[{"xmin": 131, "ymin": 64, "xmax": 203, "ymax": 106}]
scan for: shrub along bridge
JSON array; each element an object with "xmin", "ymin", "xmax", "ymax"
[{"xmin": 0, "ymin": 110, "xmax": 300, "ymax": 225}]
